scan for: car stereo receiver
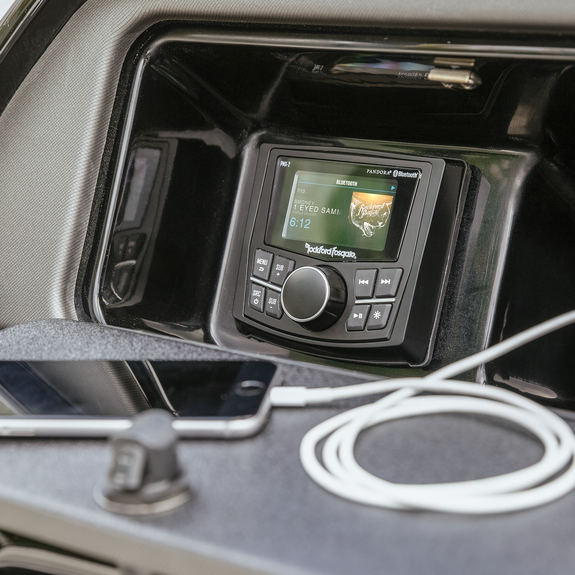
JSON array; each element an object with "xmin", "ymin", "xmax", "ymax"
[{"xmin": 232, "ymin": 145, "xmax": 470, "ymax": 366}]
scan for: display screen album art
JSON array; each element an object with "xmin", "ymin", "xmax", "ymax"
[
  {"xmin": 282, "ymin": 169, "xmax": 398, "ymax": 252},
  {"xmin": 349, "ymin": 191, "xmax": 394, "ymax": 238}
]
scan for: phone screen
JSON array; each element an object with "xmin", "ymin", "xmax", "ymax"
[{"xmin": 0, "ymin": 360, "xmax": 278, "ymax": 420}]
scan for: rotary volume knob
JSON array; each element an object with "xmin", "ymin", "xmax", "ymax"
[{"xmin": 281, "ymin": 266, "xmax": 347, "ymax": 331}]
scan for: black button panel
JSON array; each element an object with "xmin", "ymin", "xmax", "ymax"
[
  {"xmin": 113, "ymin": 237, "xmax": 127, "ymax": 260},
  {"xmin": 247, "ymin": 251, "xmax": 295, "ymax": 320},
  {"xmin": 124, "ymin": 233, "xmax": 145, "ymax": 260},
  {"xmin": 354, "ymin": 269, "xmax": 377, "ymax": 298},
  {"xmin": 246, "ymin": 248, "xmax": 404, "ymax": 337},
  {"xmin": 253, "ymin": 249, "xmax": 273, "ymax": 281}
]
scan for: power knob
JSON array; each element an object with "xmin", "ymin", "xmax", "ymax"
[{"xmin": 281, "ymin": 266, "xmax": 347, "ymax": 331}]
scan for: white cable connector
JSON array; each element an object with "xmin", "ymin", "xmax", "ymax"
[
  {"xmin": 271, "ymin": 310, "xmax": 575, "ymax": 514},
  {"xmin": 270, "ymin": 387, "xmax": 332, "ymax": 407}
]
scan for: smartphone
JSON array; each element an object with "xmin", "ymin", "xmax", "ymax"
[{"xmin": 0, "ymin": 360, "xmax": 281, "ymax": 438}]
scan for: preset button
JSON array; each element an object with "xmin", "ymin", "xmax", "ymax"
[{"xmin": 253, "ymin": 249, "xmax": 273, "ymax": 281}]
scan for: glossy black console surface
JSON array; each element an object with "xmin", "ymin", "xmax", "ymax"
[
  {"xmin": 486, "ymin": 160, "xmax": 575, "ymax": 410},
  {"xmin": 89, "ymin": 26, "xmax": 575, "ymax": 379},
  {"xmin": 92, "ymin": 30, "xmax": 497, "ymax": 346}
]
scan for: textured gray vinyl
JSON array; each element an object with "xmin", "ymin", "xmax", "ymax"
[{"xmin": 0, "ymin": 318, "xmax": 253, "ymax": 360}]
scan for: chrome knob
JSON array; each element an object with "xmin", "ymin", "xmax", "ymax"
[{"xmin": 281, "ymin": 266, "xmax": 346, "ymax": 331}]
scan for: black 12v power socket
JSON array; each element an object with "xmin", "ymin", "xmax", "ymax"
[{"xmin": 94, "ymin": 409, "xmax": 192, "ymax": 515}]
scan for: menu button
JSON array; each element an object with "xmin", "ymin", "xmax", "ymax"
[{"xmin": 253, "ymin": 249, "xmax": 273, "ymax": 281}]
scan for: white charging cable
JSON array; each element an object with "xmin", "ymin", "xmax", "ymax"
[{"xmin": 270, "ymin": 310, "xmax": 575, "ymax": 514}]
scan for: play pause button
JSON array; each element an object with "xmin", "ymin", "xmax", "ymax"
[{"xmin": 346, "ymin": 305, "xmax": 370, "ymax": 331}]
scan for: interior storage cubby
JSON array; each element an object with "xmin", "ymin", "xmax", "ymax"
[{"xmin": 89, "ymin": 25, "xmax": 575, "ymax": 385}]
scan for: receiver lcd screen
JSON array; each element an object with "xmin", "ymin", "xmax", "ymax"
[{"xmin": 266, "ymin": 157, "xmax": 420, "ymax": 261}]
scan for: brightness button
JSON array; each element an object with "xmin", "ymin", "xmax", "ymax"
[{"xmin": 366, "ymin": 304, "xmax": 392, "ymax": 330}]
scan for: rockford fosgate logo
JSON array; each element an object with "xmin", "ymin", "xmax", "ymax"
[{"xmin": 305, "ymin": 243, "xmax": 357, "ymax": 259}]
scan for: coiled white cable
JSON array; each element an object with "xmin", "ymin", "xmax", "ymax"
[{"xmin": 270, "ymin": 310, "xmax": 575, "ymax": 514}]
